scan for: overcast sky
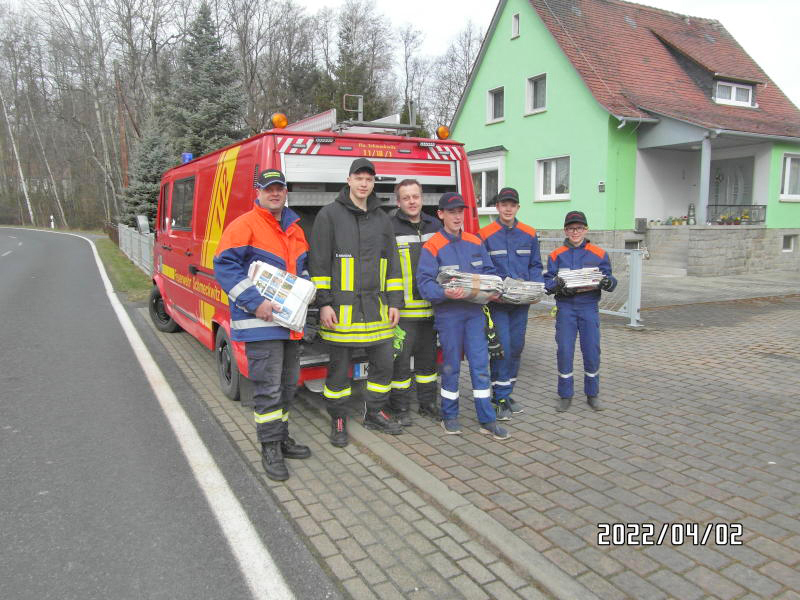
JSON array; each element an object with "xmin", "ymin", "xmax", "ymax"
[{"xmin": 298, "ymin": 0, "xmax": 800, "ymax": 109}]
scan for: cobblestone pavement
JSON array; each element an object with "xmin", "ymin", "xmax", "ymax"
[{"xmin": 139, "ymin": 290, "xmax": 800, "ymax": 599}]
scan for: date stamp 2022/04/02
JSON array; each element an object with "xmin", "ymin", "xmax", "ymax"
[{"xmin": 597, "ymin": 522, "xmax": 743, "ymax": 546}]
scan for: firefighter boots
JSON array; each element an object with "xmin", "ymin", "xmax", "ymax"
[
  {"xmin": 330, "ymin": 416, "xmax": 348, "ymax": 448},
  {"xmin": 418, "ymin": 402, "xmax": 441, "ymax": 419},
  {"xmin": 363, "ymin": 409, "xmax": 404, "ymax": 435},
  {"xmin": 281, "ymin": 436, "xmax": 311, "ymax": 459},
  {"xmin": 261, "ymin": 441, "xmax": 289, "ymax": 481}
]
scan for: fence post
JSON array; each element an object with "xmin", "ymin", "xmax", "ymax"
[{"xmin": 627, "ymin": 250, "xmax": 643, "ymax": 328}]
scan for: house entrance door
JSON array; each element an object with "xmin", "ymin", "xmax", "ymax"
[{"xmin": 710, "ymin": 157, "xmax": 754, "ymax": 206}]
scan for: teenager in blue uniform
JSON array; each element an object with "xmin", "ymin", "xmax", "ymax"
[
  {"xmin": 543, "ymin": 211, "xmax": 617, "ymax": 412},
  {"xmin": 479, "ymin": 187, "xmax": 543, "ymax": 419},
  {"xmin": 417, "ymin": 192, "xmax": 509, "ymax": 440}
]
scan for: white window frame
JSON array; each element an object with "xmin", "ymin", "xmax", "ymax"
[
  {"xmin": 782, "ymin": 234, "xmax": 797, "ymax": 253},
  {"xmin": 525, "ymin": 73, "xmax": 547, "ymax": 115},
  {"xmin": 780, "ymin": 154, "xmax": 800, "ymax": 201},
  {"xmin": 469, "ymin": 152, "xmax": 505, "ymax": 215},
  {"xmin": 535, "ymin": 155, "xmax": 571, "ymax": 202},
  {"xmin": 714, "ymin": 81, "xmax": 754, "ymax": 107},
  {"xmin": 511, "ymin": 13, "xmax": 520, "ymax": 38},
  {"xmin": 486, "ymin": 86, "xmax": 505, "ymax": 124}
]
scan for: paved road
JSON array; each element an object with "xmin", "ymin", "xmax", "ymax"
[{"xmin": 0, "ymin": 228, "xmax": 341, "ymax": 600}]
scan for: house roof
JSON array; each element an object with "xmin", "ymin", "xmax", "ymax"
[{"xmin": 528, "ymin": 0, "xmax": 800, "ymax": 138}]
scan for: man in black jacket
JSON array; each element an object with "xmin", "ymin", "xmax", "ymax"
[
  {"xmin": 309, "ymin": 158, "xmax": 405, "ymax": 447},
  {"xmin": 388, "ymin": 179, "xmax": 441, "ymax": 425}
]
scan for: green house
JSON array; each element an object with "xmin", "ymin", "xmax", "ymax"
[{"xmin": 451, "ymin": 0, "xmax": 800, "ymax": 274}]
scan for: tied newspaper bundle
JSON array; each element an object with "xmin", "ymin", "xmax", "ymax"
[
  {"xmin": 247, "ymin": 261, "xmax": 316, "ymax": 332},
  {"xmin": 558, "ymin": 267, "xmax": 603, "ymax": 289},
  {"xmin": 501, "ymin": 278, "xmax": 546, "ymax": 304},
  {"xmin": 436, "ymin": 268, "xmax": 503, "ymax": 304}
]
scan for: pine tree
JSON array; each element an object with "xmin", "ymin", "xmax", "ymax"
[
  {"xmin": 121, "ymin": 116, "xmax": 175, "ymax": 229},
  {"xmin": 166, "ymin": 1, "xmax": 245, "ymax": 158}
]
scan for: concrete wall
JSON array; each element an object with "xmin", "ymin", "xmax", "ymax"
[
  {"xmin": 686, "ymin": 226, "xmax": 800, "ymax": 276},
  {"xmin": 636, "ymin": 149, "xmax": 699, "ymax": 221}
]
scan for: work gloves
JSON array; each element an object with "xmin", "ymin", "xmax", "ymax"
[{"xmin": 600, "ymin": 276, "xmax": 617, "ymax": 292}]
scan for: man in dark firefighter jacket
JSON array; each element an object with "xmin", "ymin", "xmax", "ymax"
[
  {"xmin": 388, "ymin": 179, "xmax": 442, "ymax": 425},
  {"xmin": 309, "ymin": 158, "xmax": 405, "ymax": 447}
]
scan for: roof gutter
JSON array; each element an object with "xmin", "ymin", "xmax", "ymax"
[
  {"xmin": 613, "ymin": 114, "xmax": 659, "ymax": 128},
  {"xmin": 714, "ymin": 129, "xmax": 800, "ymax": 144}
]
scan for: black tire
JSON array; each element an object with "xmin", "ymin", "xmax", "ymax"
[
  {"xmin": 148, "ymin": 286, "xmax": 181, "ymax": 333},
  {"xmin": 215, "ymin": 327, "xmax": 241, "ymax": 401}
]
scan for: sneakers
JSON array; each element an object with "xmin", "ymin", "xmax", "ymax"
[
  {"xmin": 281, "ymin": 436, "xmax": 311, "ymax": 459},
  {"xmin": 494, "ymin": 401, "xmax": 512, "ymax": 421},
  {"xmin": 506, "ymin": 397, "xmax": 524, "ymax": 414},
  {"xmin": 363, "ymin": 409, "xmax": 404, "ymax": 435},
  {"xmin": 557, "ymin": 397, "xmax": 572, "ymax": 413},
  {"xmin": 479, "ymin": 421, "xmax": 510, "ymax": 440},
  {"xmin": 587, "ymin": 396, "xmax": 604, "ymax": 411},
  {"xmin": 418, "ymin": 402, "xmax": 441, "ymax": 420},
  {"xmin": 330, "ymin": 416, "xmax": 348, "ymax": 448},
  {"xmin": 441, "ymin": 418, "xmax": 462, "ymax": 435},
  {"xmin": 261, "ymin": 441, "xmax": 289, "ymax": 481}
]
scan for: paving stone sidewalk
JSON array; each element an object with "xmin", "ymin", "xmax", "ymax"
[{"xmin": 139, "ymin": 285, "xmax": 799, "ymax": 599}]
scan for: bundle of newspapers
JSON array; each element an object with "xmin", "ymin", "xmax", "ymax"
[
  {"xmin": 247, "ymin": 260, "xmax": 316, "ymax": 332},
  {"xmin": 500, "ymin": 278, "xmax": 546, "ymax": 304},
  {"xmin": 558, "ymin": 267, "xmax": 604, "ymax": 288},
  {"xmin": 436, "ymin": 269, "xmax": 503, "ymax": 304}
]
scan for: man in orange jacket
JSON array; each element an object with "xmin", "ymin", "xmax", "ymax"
[{"xmin": 214, "ymin": 169, "xmax": 311, "ymax": 482}]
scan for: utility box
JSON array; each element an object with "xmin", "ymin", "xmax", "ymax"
[{"xmin": 634, "ymin": 218, "xmax": 647, "ymax": 234}]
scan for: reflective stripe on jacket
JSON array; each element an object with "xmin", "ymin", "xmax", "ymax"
[
  {"xmin": 309, "ymin": 187, "xmax": 403, "ymax": 346},
  {"xmin": 391, "ymin": 210, "xmax": 440, "ymax": 320},
  {"xmin": 213, "ymin": 202, "xmax": 309, "ymax": 342},
  {"xmin": 479, "ymin": 218, "xmax": 544, "ymax": 283}
]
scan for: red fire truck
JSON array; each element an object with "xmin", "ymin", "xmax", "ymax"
[{"xmin": 149, "ymin": 112, "xmax": 480, "ymax": 401}]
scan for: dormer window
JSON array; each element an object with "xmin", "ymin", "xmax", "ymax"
[{"xmin": 714, "ymin": 81, "xmax": 753, "ymax": 107}]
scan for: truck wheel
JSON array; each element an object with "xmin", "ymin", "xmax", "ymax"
[
  {"xmin": 149, "ymin": 286, "xmax": 181, "ymax": 333},
  {"xmin": 215, "ymin": 327, "xmax": 240, "ymax": 401}
]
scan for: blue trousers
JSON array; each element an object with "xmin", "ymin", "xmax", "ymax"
[
  {"xmin": 555, "ymin": 303, "xmax": 600, "ymax": 398},
  {"xmin": 436, "ymin": 311, "xmax": 495, "ymax": 424},
  {"xmin": 489, "ymin": 304, "xmax": 529, "ymax": 401}
]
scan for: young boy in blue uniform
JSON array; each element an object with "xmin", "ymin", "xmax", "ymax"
[
  {"xmin": 543, "ymin": 211, "xmax": 617, "ymax": 412},
  {"xmin": 479, "ymin": 187, "xmax": 544, "ymax": 419},
  {"xmin": 417, "ymin": 193, "xmax": 509, "ymax": 440}
]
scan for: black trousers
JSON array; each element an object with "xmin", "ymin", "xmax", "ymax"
[
  {"xmin": 389, "ymin": 319, "xmax": 438, "ymax": 412},
  {"xmin": 323, "ymin": 341, "xmax": 393, "ymax": 418},
  {"xmin": 245, "ymin": 339, "xmax": 299, "ymax": 443}
]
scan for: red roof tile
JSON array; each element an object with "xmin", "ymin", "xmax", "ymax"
[{"xmin": 529, "ymin": 0, "xmax": 800, "ymax": 138}]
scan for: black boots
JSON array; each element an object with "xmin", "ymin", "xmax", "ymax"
[
  {"xmin": 363, "ymin": 409, "xmax": 403, "ymax": 435},
  {"xmin": 587, "ymin": 396, "xmax": 603, "ymax": 411},
  {"xmin": 261, "ymin": 441, "xmax": 289, "ymax": 481},
  {"xmin": 330, "ymin": 416, "xmax": 348, "ymax": 448},
  {"xmin": 281, "ymin": 436, "xmax": 311, "ymax": 459},
  {"xmin": 418, "ymin": 402, "xmax": 441, "ymax": 419}
]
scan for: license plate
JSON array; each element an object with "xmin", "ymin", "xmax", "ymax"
[{"xmin": 353, "ymin": 362, "xmax": 369, "ymax": 380}]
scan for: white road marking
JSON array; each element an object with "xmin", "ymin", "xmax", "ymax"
[
  {"xmin": 18, "ymin": 241, "xmax": 22, "ymax": 246},
  {"xmin": 8, "ymin": 235, "xmax": 16, "ymax": 238},
  {"xmin": 6, "ymin": 228, "xmax": 294, "ymax": 600},
  {"xmin": 1, "ymin": 251, "xmax": 11, "ymax": 257}
]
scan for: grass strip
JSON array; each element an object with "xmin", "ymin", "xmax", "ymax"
[{"xmin": 95, "ymin": 237, "xmax": 152, "ymax": 302}]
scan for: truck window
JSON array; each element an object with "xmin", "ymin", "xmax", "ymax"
[{"xmin": 171, "ymin": 176, "xmax": 195, "ymax": 231}]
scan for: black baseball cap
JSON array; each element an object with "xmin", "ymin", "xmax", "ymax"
[
  {"xmin": 255, "ymin": 169, "xmax": 286, "ymax": 188},
  {"xmin": 492, "ymin": 187, "xmax": 519, "ymax": 205},
  {"xmin": 564, "ymin": 210, "xmax": 588, "ymax": 227},
  {"xmin": 349, "ymin": 158, "xmax": 376, "ymax": 175},
  {"xmin": 438, "ymin": 192, "xmax": 466, "ymax": 210}
]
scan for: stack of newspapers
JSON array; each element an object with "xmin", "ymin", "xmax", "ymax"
[
  {"xmin": 436, "ymin": 269, "xmax": 504, "ymax": 304},
  {"xmin": 558, "ymin": 267, "xmax": 604, "ymax": 288},
  {"xmin": 501, "ymin": 278, "xmax": 546, "ymax": 304},
  {"xmin": 247, "ymin": 261, "xmax": 316, "ymax": 332}
]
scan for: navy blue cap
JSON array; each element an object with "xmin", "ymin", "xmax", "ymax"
[
  {"xmin": 564, "ymin": 210, "xmax": 588, "ymax": 227},
  {"xmin": 349, "ymin": 158, "xmax": 376, "ymax": 175},
  {"xmin": 438, "ymin": 192, "xmax": 466, "ymax": 210},
  {"xmin": 491, "ymin": 187, "xmax": 520, "ymax": 205},
  {"xmin": 256, "ymin": 169, "xmax": 286, "ymax": 189}
]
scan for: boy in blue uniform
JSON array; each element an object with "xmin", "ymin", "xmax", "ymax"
[
  {"xmin": 417, "ymin": 193, "xmax": 509, "ymax": 440},
  {"xmin": 479, "ymin": 187, "xmax": 544, "ymax": 419},
  {"xmin": 544, "ymin": 211, "xmax": 617, "ymax": 412}
]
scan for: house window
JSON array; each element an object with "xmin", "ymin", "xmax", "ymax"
[
  {"xmin": 780, "ymin": 155, "xmax": 800, "ymax": 201},
  {"xmin": 536, "ymin": 156, "xmax": 570, "ymax": 201},
  {"xmin": 487, "ymin": 87, "xmax": 504, "ymax": 123},
  {"xmin": 782, "ymin": 235, "xmax": 797, "ymax": 252},
  {"xmin": 511, "ymin": 13, "xmax": 520, "ymax": 38},
  {"xmin": 714, "ymin": 81, "xmax": 753, "ymax": 107},
  {"xmin": 526, "ymin": 74, "xmax": 546, "ymax": 114},
  {"xmin": 170, "ymin": 176, "xmax": 195, "ymax": 230},
  {"xmin": 468, "ymin": 152, "xmax": 505, "ymax": 212}
]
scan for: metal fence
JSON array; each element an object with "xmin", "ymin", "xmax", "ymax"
[
  {"xmin": 118, "ymin": 224, "xmax": 154, "ymax": 276},
  {"xmin": 538, "ymin": 238, "xmax": 643, "ymax": 327}
]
